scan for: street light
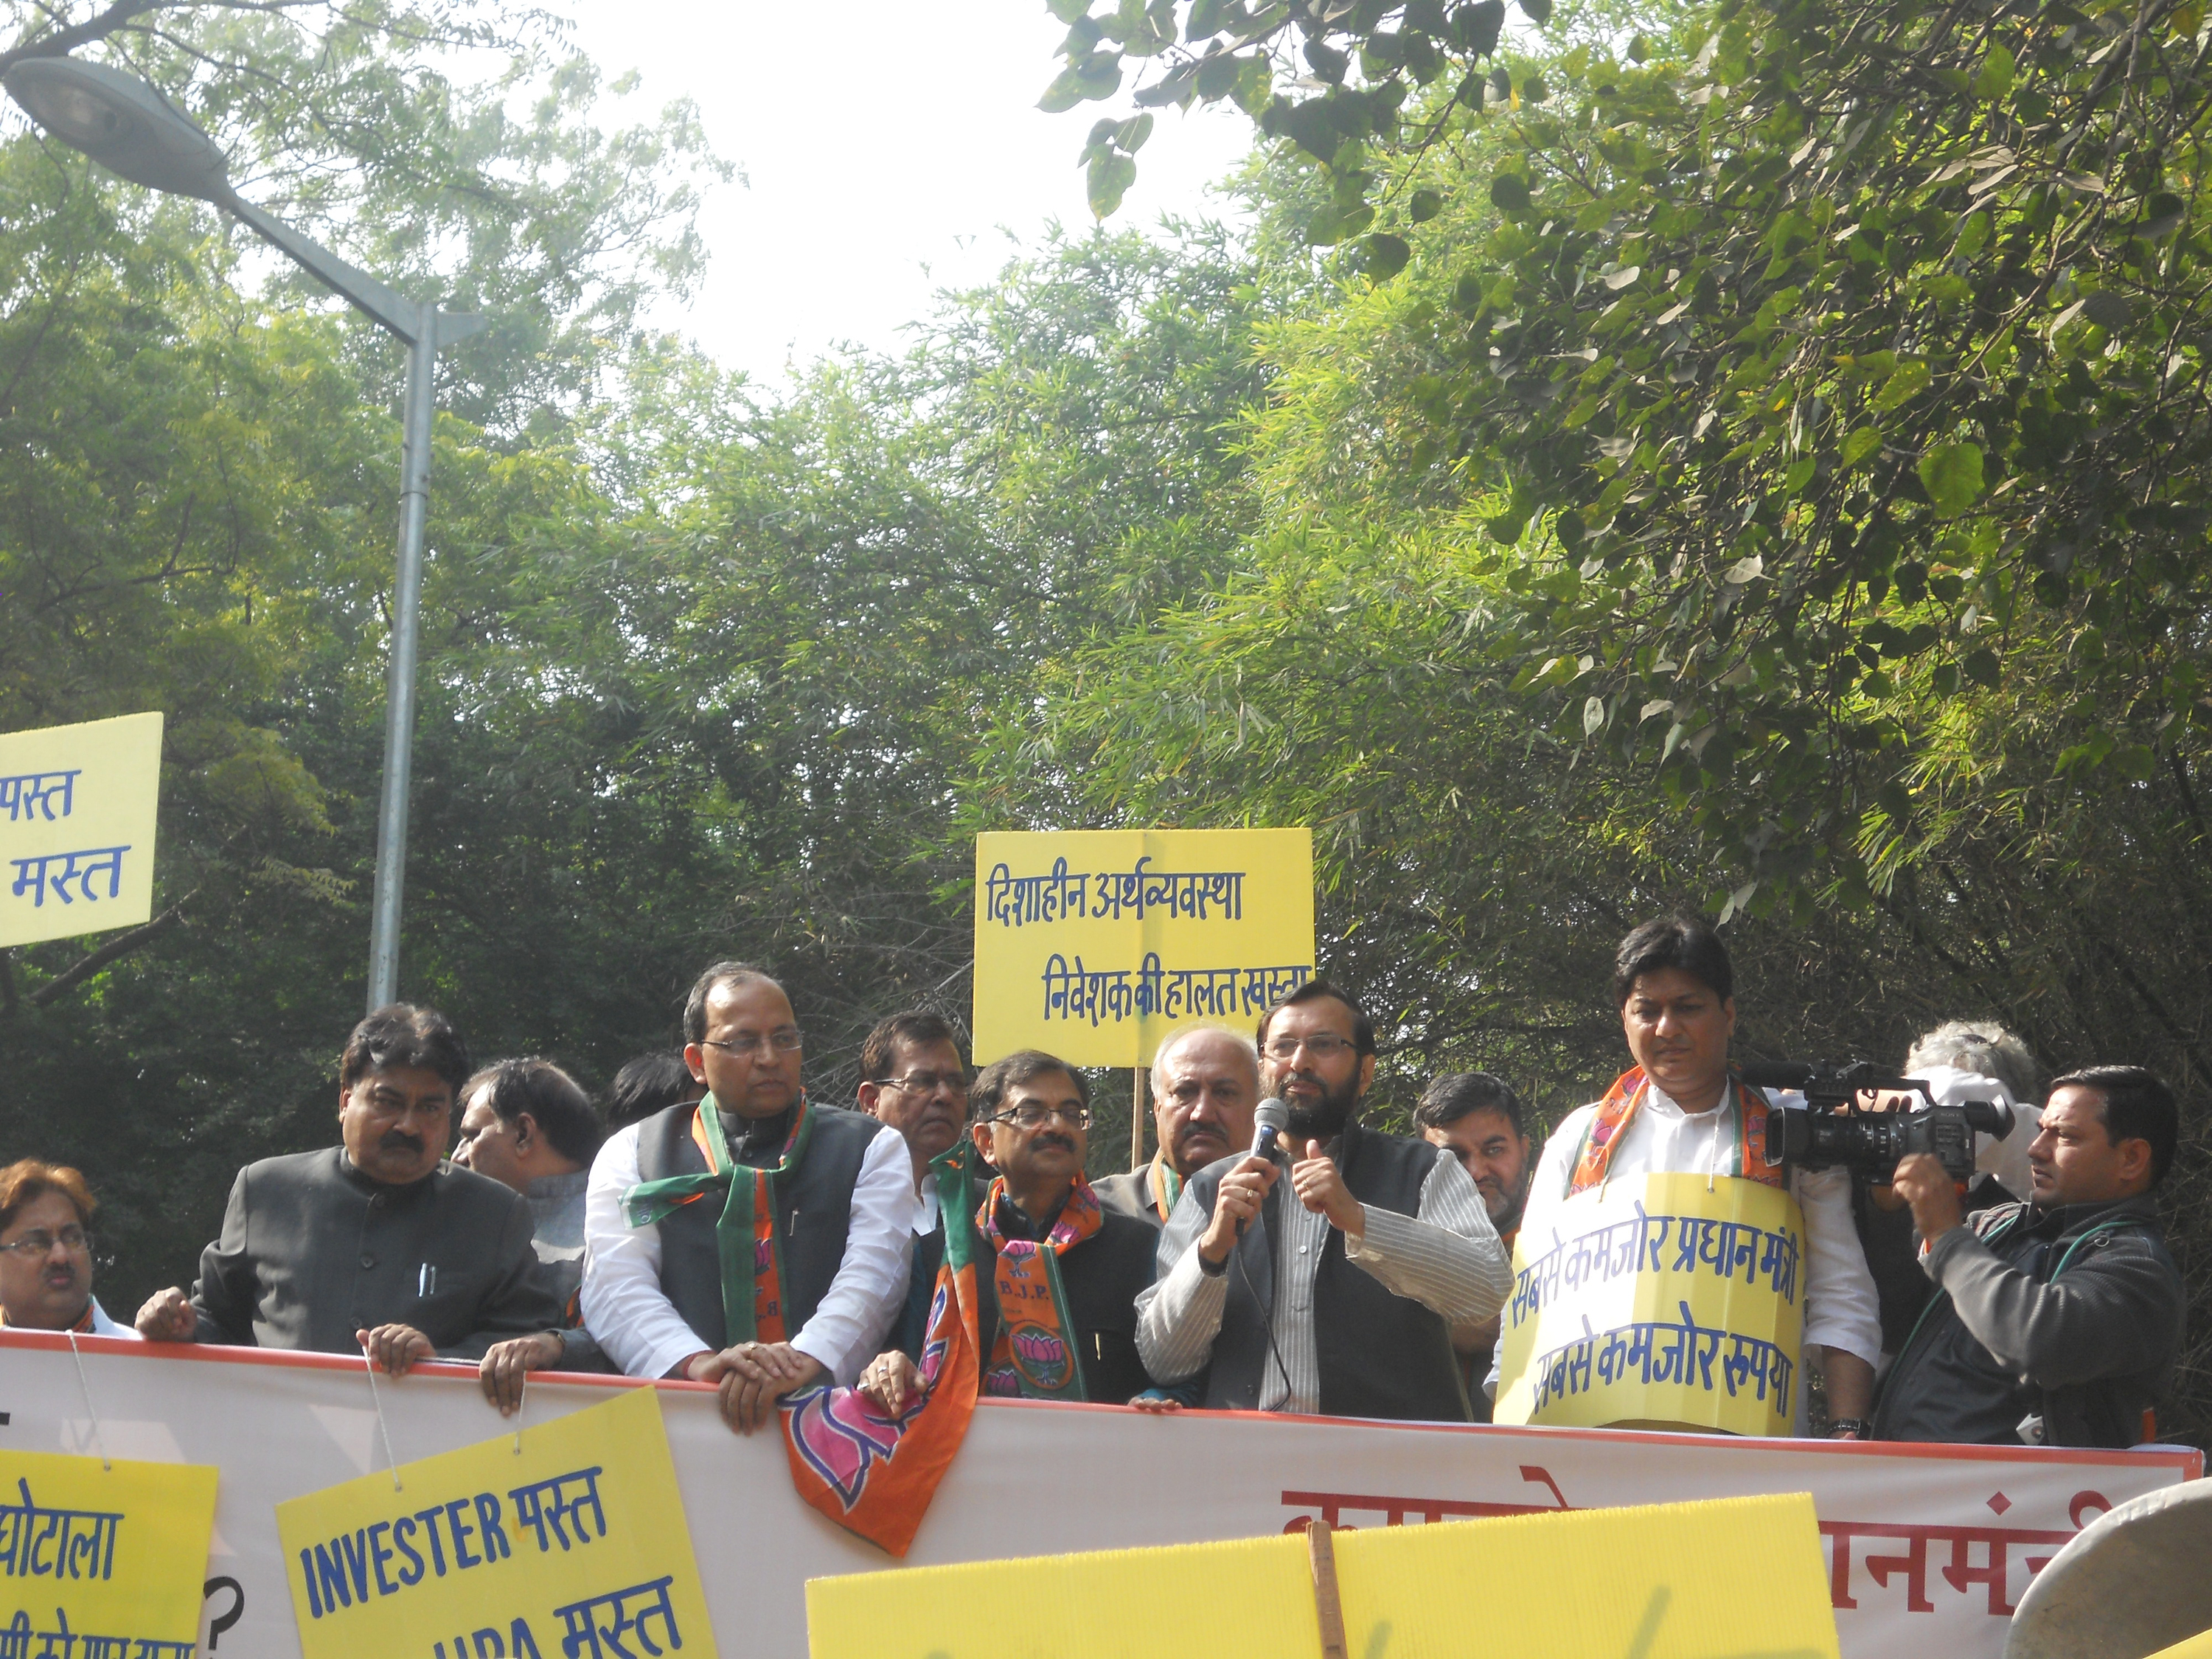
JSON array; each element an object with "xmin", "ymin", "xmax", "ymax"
[{"xmin": 4, "ymin": 55, "xmax": 489, "ymax": 1011}]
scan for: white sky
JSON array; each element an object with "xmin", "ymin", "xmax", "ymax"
[{"xmin": 557, "ymin": 0, "xmax": 1260, "ymax": 389}]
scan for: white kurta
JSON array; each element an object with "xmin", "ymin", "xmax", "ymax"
[{"xmin": 1493, "ymin": 1081, "xmax": 1884, "ymax": 1408}]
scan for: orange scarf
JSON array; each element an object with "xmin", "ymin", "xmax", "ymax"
[
  {"xmin": 1569, "ymin": 1067, "xmax": 1784, "ymax": 1194},
  {"xmin": 977, "ymin": 1176, "xmax": 1103, "ymax": 1400}
]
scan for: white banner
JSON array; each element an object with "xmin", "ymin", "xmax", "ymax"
[{"xmin": 0, "ymin": 1332, "xmax": 2195, "ymax": 1658}]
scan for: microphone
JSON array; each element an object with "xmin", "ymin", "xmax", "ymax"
[
  {"xmin": 1237, "ymin": 1098, "xmax": 1293, "ymax": 1240},
  {"xmin": 1251, "ymin": 1097, "xmax": 1291, "ymax": 1165}
]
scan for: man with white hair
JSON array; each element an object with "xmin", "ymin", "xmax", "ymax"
[
  {"xmin": 1858, "ymin": 1020, "xmax": 2042, "ymax": 1363},
  {"xmin": 1096, "ymin": 1025, "xmax": 1260, "ymax": 1228}
]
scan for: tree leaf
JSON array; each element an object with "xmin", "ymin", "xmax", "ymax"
[
  {"xmin": 1362, "ymin": 232, "xmax": 1412, "ymax": 277},
  {"xmin": 1583, "ymin": 694, "xmax": 1605, "ymax": 735},
  {"xmin": 1489, "ymin": 173, "xmax": 1531, "ymax": 215},
  {"xmin": 1088, "ymin": 151, "xmax": 1138, "ymax": 217},
  {"xmin": 1410, "ymin": 188, "xmax": 1442, "ymax": 223},
  {"xmin": 1917, "ymin": 442, "xmax": 1986, "ymax": 518},
  {"xmin": 1840, "ymin": 426, "xmax": 1883, "ymax": 467},
  {"xmin": 1520, "ymin": 0, "xmax": 1553, "ymax": 24}
]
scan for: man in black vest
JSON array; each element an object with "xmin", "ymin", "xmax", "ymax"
[
  {"xmin": 580, "ymin": 961, "xmax": 911, "ymax": 1433},
  {"xmin": 857, "ymin": 1049, "xmax": 1157, "ymax": 1410},
  {"xmin": 1135, "ymin": 980, "xmax": 1512, "ymax": 1420}
]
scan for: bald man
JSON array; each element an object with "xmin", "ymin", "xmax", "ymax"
[{"xmin": 1097, "ymin": 1026, "xmax": 1260, "ymax": 1228}]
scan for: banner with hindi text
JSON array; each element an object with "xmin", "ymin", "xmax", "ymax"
[
  {"xmin": 0, "ymin": 712, "xmax": 162, "ymax": 949},
  {"xmin": 273, "ymin": 1385, "xmax": 712, "ymax": 1659},
  {"xmin": 1494, "ymin": 1172, "xmax": 1806, "ymax": 1436},
  {"xmin": 0, "ymin": 1446, "xmax": 218, "ymax": 1659},
  {"xmin": 973, "ymin": 828, "xmax": 1314, "ymax": 1066}
]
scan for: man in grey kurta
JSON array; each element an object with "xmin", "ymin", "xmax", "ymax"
[{"xmin": 136, "ymin": 1004, "xmax": 561, "ymax": 1362}]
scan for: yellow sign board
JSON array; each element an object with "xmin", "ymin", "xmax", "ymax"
[
  {"xmin": 274, "ymin": 1386, "xmax": 714, "ymax": 1659},
  {"xmin": 0, "ymin": 712, "xmax": 164, "ymax": 949},
  {"xmin": 806, "ymin": 1492, "xmax": 1841, "ymax": 1659},
  {"xmin": 0, "ymin": 1447, "xmax": 219, "ymax": 1658},
  {"xmin": 972, "ymin": 828, "xmax": 1314, "ymax": 1067},
  {"xmin": 1493, "ymin": 1172, "xmax": 1806, "ymax": 1436}
]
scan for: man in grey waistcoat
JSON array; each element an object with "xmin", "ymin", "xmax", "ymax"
[
  {"xmin": 136, "ymin": 1005, "xmax": 563, "ymax": 1368},
  {"xmin": 581, "ymin": 961, "xmax": 911, "ymax": 1433}
]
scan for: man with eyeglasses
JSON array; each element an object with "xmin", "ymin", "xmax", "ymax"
[
  {"xmin": 855, "ymin": 1010, "xmax": 971, "ymax": 1357},
  {"xmin": 582, "ymin": 961, "xmax": 911, "ymax": 1434},
  {"xmin": 1096, "ymin": 1024, "xmax": 1260, "ymax": 1229},
  {"xmin": 1137, "ymin": 979, "xmax": 1512, "ymax": 1421},
  {"xmin": 855, "ymin": 1049, "xmax": 1158, "ymax": 1413},
  {"xmin": 0, "ymin": 1161, "xmax": 134, "ymax": 1337},
  {"xmin": 134, "ymin": 1004, "xmax": 562, "ymax": 1365}
]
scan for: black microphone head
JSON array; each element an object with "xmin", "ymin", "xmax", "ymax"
[{"xmin": 1738, "ymin": 1061, "xmax": 1815, "ymax": 1091}]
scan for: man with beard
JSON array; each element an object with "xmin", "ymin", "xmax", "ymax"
[
  {"xmin": 855, "ymin": 1050, "xmax": 1157, "ymax": 1411},
  {"xmin": 1414, "ymin": 1073, "xmax": 1533, "ymax": 1421},
  {"xmin": 1097, "ymin": 1024, "xmax": 1259, "ymax": 1228},
  {"xmin": 1136, "ymin": 980, "xmax": 1512, "ymax": 1420},
  {"xmin": 136, "ymin": 1006, "xmax": 562, "ymax": 1366}
]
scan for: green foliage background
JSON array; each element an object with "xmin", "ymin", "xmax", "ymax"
[{"xmin": 4, "ymin": 0, "xmax": 2209, "ymax": 1441}]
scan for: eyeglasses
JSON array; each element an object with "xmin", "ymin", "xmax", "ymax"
[
  {"xmin": 0, "ymin": 1228, "xmax": 93, "ymax": 1257},
  {"xmin": 989, "ymin": 1103, "xmax": 1092, "ymax": 1130},
  {"xmin": 1264, "ymin": 1033, "xmax": 1357, "ymax": 1060},
  {"xmin": 871, "ymin": 1071, "xmax": 967, "ymax": 1096},
  {"xmin": 700, "ymin": 1028, "xmax": 804, "ymax": 1057}
]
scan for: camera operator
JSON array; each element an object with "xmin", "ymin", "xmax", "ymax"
[
  {"xmin": 1856, "ymin": 1022, "xmax": 2041, "ymax": 1361},
  {"xmin": 1873, "ymin": 1065, "xmax": 2185, "ymax": 1448}
]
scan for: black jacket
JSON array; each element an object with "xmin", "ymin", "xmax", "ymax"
[
  {"xmin": 1874, "ymin": 1193, "xmax": 2183, "ymax": 1447},
  {"xmin": 189, "ymin": 1147, "xmax": 564, "ymax": 1357}
]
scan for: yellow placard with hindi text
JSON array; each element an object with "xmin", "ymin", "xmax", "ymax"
[
  {"xmin": 805, "ymin": 1492, "xmax": 1841, "ymax": 1659},
  {"xmin": 0, "ymin": 712, "xmax": 163, "ymax": 948},
  {"xmin": 0, "ymin": 1447, "xmax": 218, "ymax": 1658},
  {"xmin": 274, "ymin": 1385, "xmax": 712, "ymax": 1659},
  {"xmin": 972, "ymin": 828, "xmax": 1314, "ymax": 1068},
  {"xmin": 1493, "ymin": 1172, "xmax": 1806, "ymax": 1436}
]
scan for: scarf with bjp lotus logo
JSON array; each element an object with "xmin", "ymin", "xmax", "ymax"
[
  {"xmin": 975, "ymin": 1175, "xmax": 1102, "ymax": 1401},
  {"xmin": 778, "ymin": 1139, "xmax": 982, "ymax": 1558}
]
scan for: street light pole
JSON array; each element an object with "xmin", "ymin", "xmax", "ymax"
[{"xmin": 4, "ymin": 56, "xmax": 489, "ymax": 1009}]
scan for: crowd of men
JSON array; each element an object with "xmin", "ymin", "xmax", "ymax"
[{"xmin": 0, "ymin": 914, "xmax": 2187, "ymax": 1451}]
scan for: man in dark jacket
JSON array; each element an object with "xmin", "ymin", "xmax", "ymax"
[
  {"xmin": 1136, "ymin": 979, "xmax": 1511, "ymax": 1421},
  {"xmin": 135, "ymin": 1006, "xmax": 563, "ymax": 1367},
  {"xmin": 1096, "ymin": 1024, "xmax": 1259, "ymax": 1228},
  {"xmin": 1875, "ymin": 1065, "xmax": 2185, "ymax": 1447},
  {"xmin": 856, "ymin": 1050, "xmax": 1157, "ymax": 1411}
]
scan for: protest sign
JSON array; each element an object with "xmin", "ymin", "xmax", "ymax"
[
  {"xmin": 274, "ymin": 1385, "xmax": 712, "ymax": 1659},
  {"xmin": 0, "ymin": 1445, "xmax": 219, "ymax": 1658},
  {"xmin": 0, "ymin": 712, "xmax": 163, "ymax": 949},
  {"xmin": 1493, "ymin": 1172, "xmax": 1806, "ymax": 1436},
  {"xmin": 972, "ymin": 827, "xmax": 1314, "ymax": 1066},
  {"xmin": 806, "ymin": 1492, "xmax": 1842, "ymax": 1659}
]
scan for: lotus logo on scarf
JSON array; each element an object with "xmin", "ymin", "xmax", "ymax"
[
  {"xmin": 1008, "ymin": 1323, "xmax": 1071, "ymax": 1392},
  {"xmin": 785, "ymin": 1386, "xmax": 905, "ymax": 1512}
]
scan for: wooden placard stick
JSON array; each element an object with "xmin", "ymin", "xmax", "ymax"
[{"xmin": 1307, "ymin": 1518, "xmax": 1349, "ymax": 1659}]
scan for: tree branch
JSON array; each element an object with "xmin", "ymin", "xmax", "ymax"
[{"xmin": 27, "ymin": 890, "xmax": 197, "ymax": 1008}]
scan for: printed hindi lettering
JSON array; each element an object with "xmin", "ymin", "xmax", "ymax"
[
  {"xmin": 508, "ymin": 1469, "xmax": 608, "ymax": 1554},
  {"xmin": 552, "ymin": 1575, "xmax": 682, "ymax": 1659},
  {"xmin": 1088, "ymin": 857, "xmax": 1246, "ymax": 923},
  {"xmin": 0, "ymin": 1480, "xmax": 122, "ymax": 1582},
  {"xmin": 1533, "ymin": 1303, "xmax": 1795, "ymax": 1417},
  {"xmin": 1039, "ymin": 954, "xmax": 1312, "ymax": 1026},
  {"xmin": 981, "ymin": 860, "xmax": 1091, "ymax": 928},
  {"xmin": 0, "ymin": 772, "xmax": 78, "ymax": 824},
  {"xmin": 7, "ymin": 848, "xmax": 129, "ymax": 909},
  {"xmin": 0, "ymin": 1610, "xmax": 192, "ymax": 1659}
]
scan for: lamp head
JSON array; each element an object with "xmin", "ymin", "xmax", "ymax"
[{"xmin": 4, "ymin": 57, "xmax": 232, "ymax": 204}]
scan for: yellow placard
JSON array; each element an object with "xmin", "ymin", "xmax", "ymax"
[
  {"xmin": 805, "ymin": 1492, "xmax": 1840, "ymax": 1659},
  {"xmin": 1493, "ymin": 1172, "xmax": 1806, "ymax": 1436},
  {"xmin": 972, "ymin": 827, "xmax": 1315, "ymax": 1067},
  {"xmin": 0, "ymin": 1447, "xmax": 218, "ymax": 1657},
  {"xmin": 274, "ymin": 1387, "xmax": 713, "ymax": 1659},
  {"xmin": 0, "ymin": 712, "xmax": 163, "ymax": 949}
]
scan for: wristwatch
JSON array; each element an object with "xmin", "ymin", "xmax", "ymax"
[{"xmin": 1827, "ymin": 1417, "xmax": 1872, "ymax": 1440}]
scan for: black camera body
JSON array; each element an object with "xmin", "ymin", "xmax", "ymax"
[{"xmin": 1743, "ymin": 1060, "xmax": 2014, "ymax": 1185}]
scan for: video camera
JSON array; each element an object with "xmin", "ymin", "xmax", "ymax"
[{"xmin": 1742, "ymin": 1060, "xmax": 2015, "ymax": 1185}]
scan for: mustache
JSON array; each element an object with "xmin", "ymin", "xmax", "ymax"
[
  {"xmin": 379, "ymin": 1130, "xmax": 425, "ymax": 1153},
  {"xmin": 1030, "ymin": 1133, "xmax": 1078, "ymax": 1155}
]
